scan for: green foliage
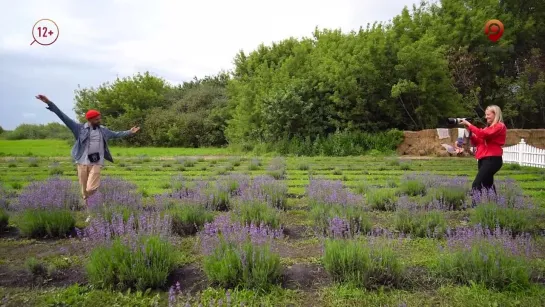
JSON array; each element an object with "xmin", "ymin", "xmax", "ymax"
[
  {"xmin": 394, "ymin": 210, "xmax": 447, "ymax": 238},
  {"xmin": 86, "ymin": 235, "xmax": 176, "ymax": 291},
  {"xmin": 203, "ymin": 240, "xmax": 281, "ymax": 291},
  {"xmin": 436, "ymin": 240, "xmax": 531, "ymax": 290},
  {"xmin": 322, "ymin": 239, "xmax": 404, "ymax": 288},
  {"xmin": 5, "ymin": 123, "xmax": 74, "ymax": 141},
  {"xmin": 43, "ymin": 284, "xmax": 161, "ymax": 306},
  {"xmin": 18, "ymin": 209, "xmax": 75, "ymax": 238}
]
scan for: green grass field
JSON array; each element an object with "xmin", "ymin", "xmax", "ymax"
[{"xmin": 1, "ymin": 140, "xmax": 545, "ymax": 306}]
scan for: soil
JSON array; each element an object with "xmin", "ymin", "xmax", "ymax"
[
  {"xmin": 0, "ymin": 266, "xmax": 86, "ymax": 288},
  {"xmin": 166, "ymin": 264, "xmax": 208, "ymax": 294},
  {"xmin": 282, "ymin": 263, "xmax": 330, "ymax": 290},
  {"xmin": 282, "ymin": 225, "xmax": 312, "ymax": 240}
]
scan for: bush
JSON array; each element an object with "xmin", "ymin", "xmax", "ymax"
[
  {"xmin": 394, "ymin": 210, "xmax": 447, "ymax": 238},
  {"xmin": 322, "ymin": 239, "xmax": 404, "ymax": 288},
  {"xmin": 86, "ymin": 235, "xmax": 176, "ymax": 291},
  {"xmin": 256, "ymin": 129, "xmax": 404, "ymax": 157},
  {"xmin": 18, "ymin": 209, "xmax": 75, "ymax": 238},
  {"xmin": 203, "ymin": 240, "xmax": 281, "ymax": 291}
]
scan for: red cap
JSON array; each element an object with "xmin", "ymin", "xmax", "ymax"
[{"xmin": 85, "ymin": 110, "xmax": 101, "ymax": 120}]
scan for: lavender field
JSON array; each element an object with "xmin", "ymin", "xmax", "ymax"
[{"xmin": 1, "ymin": 151, "xmax": 545, "ymax": 306}]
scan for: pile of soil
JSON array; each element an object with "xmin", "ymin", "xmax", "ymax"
[{"xmin": 397, "ymin": 128, "xmax": 545, "ymax": 156}]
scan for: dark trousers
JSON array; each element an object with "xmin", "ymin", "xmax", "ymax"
[{"xmin": 472, "ymin": 156, "xmax": 503, "ymax": 193}]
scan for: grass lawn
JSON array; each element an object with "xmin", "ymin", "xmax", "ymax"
[{"xmin": 0, "ymin": 139, "xmax": 544, "ymax": 306}]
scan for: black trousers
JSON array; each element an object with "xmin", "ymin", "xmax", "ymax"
[{"xmin": 472, "ymin": 156, "xmax": 503, "ymax": 193}]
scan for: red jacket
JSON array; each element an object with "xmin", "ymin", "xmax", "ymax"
[{"xmin": 468, "ymin": 122, "xmax": 507, "ymax": 160}]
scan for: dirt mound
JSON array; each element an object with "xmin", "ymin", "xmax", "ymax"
[{"xmin": 397, "ymin": 128, "xmax": 545, "ymax": 156}]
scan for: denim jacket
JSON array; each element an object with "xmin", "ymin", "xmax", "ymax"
[{"xmin": 46, "ymin": 101, "xmax": 133, "ymax": 163}]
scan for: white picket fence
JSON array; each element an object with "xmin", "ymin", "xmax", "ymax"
[{"xmin": 503, "ymin": 138, "xmax": 545, "ymax": 168}]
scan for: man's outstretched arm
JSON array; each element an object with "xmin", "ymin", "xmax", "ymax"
[
  {"xmin": 36, "ymin": 95, "xmax": 81, "ymax": 138},
  {"xmin": 102, "ymin": 126, "xmax": 140, "ymax": 139}
]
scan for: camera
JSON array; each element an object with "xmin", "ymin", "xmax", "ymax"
[{"xmin": 447, "ymin": 118, "xmax": 467, "ymax": 125}]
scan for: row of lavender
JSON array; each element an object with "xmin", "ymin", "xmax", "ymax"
[{"xmin": 0, "ymin": 170, "xmax": 542, "ymax": 297}]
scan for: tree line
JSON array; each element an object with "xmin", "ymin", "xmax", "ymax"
[{"xmin": 9, "ymin": 0, "xmax": 545, "ymax": 153}]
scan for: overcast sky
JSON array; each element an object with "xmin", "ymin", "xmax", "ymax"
[{"xmin": 0, "ymin": 0, "xmax": 421, "ymax": 130}]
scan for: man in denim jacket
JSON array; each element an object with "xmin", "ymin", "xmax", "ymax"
[{"xmin": 36, "ymin": 94, "xmax": 140, "ymax": 220}]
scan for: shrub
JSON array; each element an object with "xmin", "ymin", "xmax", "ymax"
[
  {"xmin": 322, "ymin": 239, "xmax": 404, "ymax": 288},
  {"xmin": 86, "ymin": 235, "xmax": 176, "ymax": 291},
  {"xmin": 203, "ymin": 239, "xmax": 281, "ymax": 291},
  {"xmin": 394, "ymin": 209, "xmax": 447, "ymax": 238},
  {"xmin": 18, "ymin": 209, "xmax": 75, "ymax": 238}
]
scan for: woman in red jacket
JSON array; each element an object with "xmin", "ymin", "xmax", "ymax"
[{"xmin": 461, "ymin": 105, "xmax": 507, "ymax": 194}]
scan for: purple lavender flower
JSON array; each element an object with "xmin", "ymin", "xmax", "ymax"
[
  {"xmin": 307, "ymin": 179, "xmax": 363, "ymax": 207},
  {"xmin": 15, "ymin": 177, "xmax": 81, "ymax": 211},
  {"xmin": 86, "ymin": 177, "xmax": 143, "ymax": 211},
  {"xmin": 198, "ymin": 214, "xmax": 283, "ymax": 255},
  {"xmin": 77, "ymin": 211, "xmax": 172, "ymax": 250},
  {"xmin": 443, "ymin": 224, "xmax": 536, "ymax": 258}
]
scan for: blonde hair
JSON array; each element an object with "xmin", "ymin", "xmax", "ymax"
[{"xmin": 486, "ymin": 105, "xmax": 503, "ymax": 125}]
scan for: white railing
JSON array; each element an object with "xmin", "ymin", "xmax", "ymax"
[{"xmin": 503, "ymin": 138, "xmax": 545, "ymax": 168}]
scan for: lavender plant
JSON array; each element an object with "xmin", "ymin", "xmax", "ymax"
[
  {"xmin": 322, "ymin": 238, "xmax": 404, "ymax": 288},
  {"xmin": 86, "ymin": 177, "xmax": 143, "ymax": 219},
  {"xmin": 470, "ymin": 202, "xmax": 535, "ymax": 234},
  {"xmin": 266, "ymin": 157, "xmax": 286, "ymax": 179},
  {"xmin": 86, "ymin": 235, "xmax": 177, "ymax": 291},
  {"xmin": 198, "ymin": 215, "xmax": 283, "ymax": 291},
  {"xmin": 15, "ymin": 177, "xmax": 81, "ymax": 211},
  {"xmin": 366, "ymin": 188, "xmax": 397, "ymax": 211},
  {"xmin": 244, "ymin": 175, "xmax": 288, "ymax": 210},
  {"xmin": 76, "ymin": 211, "xmax": 172, "ymax": 250},
  {"xmin": 198, "ymin": 214, "xmax": 283, "ymax": 255},
  {"xmin": 15, "ymin": 178, "xmax": 80, "ymax": 238},
  {"xmin": 436, "ymin": 225, "xmax": 534, "ymax": 290},
  {"xmin": 394, "ymin": 209, "xmax": 447, "ymax": 238},
  {"xmin": 307, "ymin": 180, "xmax": 370, "ymax": 235}
]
